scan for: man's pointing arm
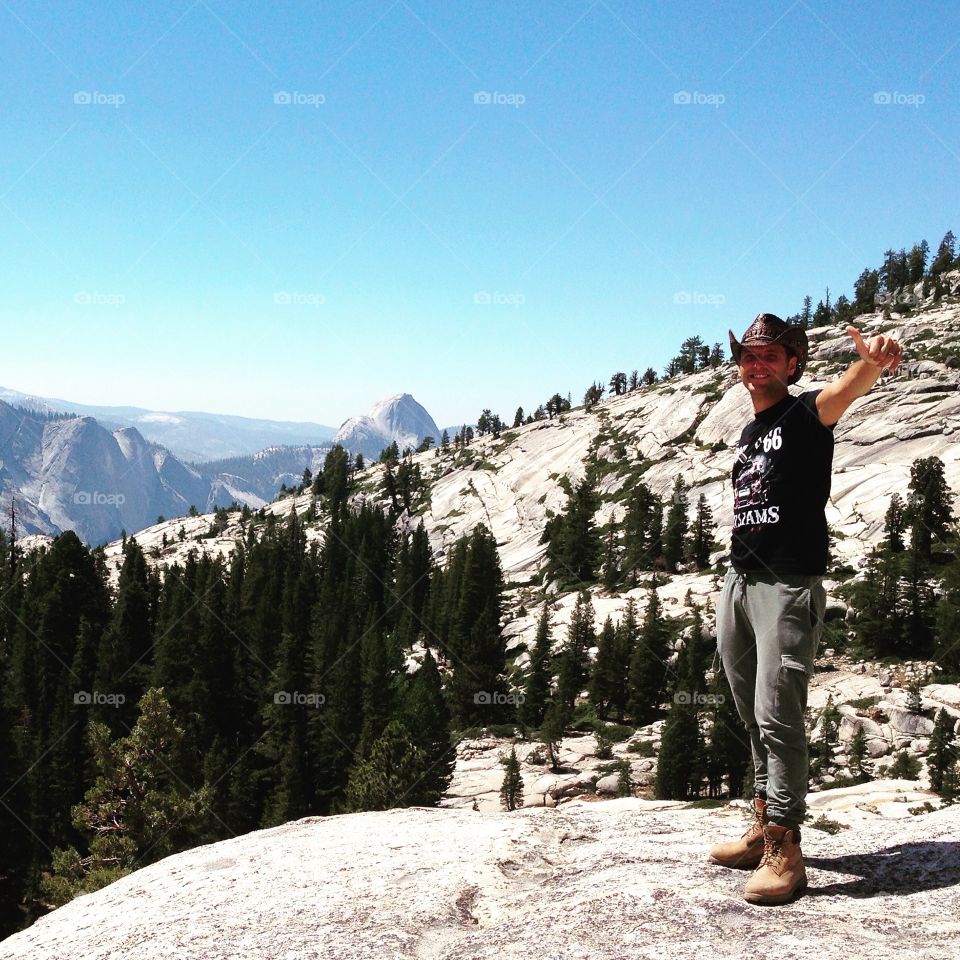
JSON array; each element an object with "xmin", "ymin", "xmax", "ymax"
[{"xmin": 814, "ymin": 324, "xmax": 903, "ymax": 427}]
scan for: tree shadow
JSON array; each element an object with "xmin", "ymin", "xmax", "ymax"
[{"xmin": 805, "ymin": 840, "xmax": 960, "ymax": 898}]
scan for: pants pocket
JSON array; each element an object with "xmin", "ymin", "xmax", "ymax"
[
  {"xmin": 777, "ymin": 584, "xmax": 817, "ymax": 674},
  {"xmin": 774, "ymin": 656, "xmax": 811, "ymax": 722}
]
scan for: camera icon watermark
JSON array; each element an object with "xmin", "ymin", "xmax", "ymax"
[
  {"xmin": 473, "ymin": 90, "xmax": 526, "ymax": 108},
  {"xmin": 274, "ymin": 690, "xmax": 326, "ymax": 707},
  {"xmin": 875, "ymin": 290, "xmax": 920, "ymax": 307},
  {"xmin": 473, "ymin": 690, "xmax": 525, "ymax": 705},
  {"xmin": 74, "ymin": 290, "xmax": 125, "ymax": 306},
  {"xmin": 473, "ymin": 291, "xmax": 525, "ymax": 307},
  {"xmin": 873, "ymin": 90, "xmax": 924, "ymax": 107},
  {"xmin": 274, "ymin": 291, "xmax": 326, "ymax": 306},
  {"xmin": 673, "ymin": 290, "xmax": 725, "ymax": 307},
  {"xmin": 74, "ymin": 91, "xmax": 125, "ymax": 108},
  {"xmin": 673, "ymin": 690, "xmax": 724, "ymax": 705},
  {"xmin": 673, "ymin": 90, "xmax": 725, "ymax": 108},
  {"xmin": 73, "ymin": 491, "xmax": 126, "ymax": 506},
  {"xmin": 74, "ymin": 690, "xmax": 126, "ymax": 706},
  {"xmin": 274, "ymin": 90, "xmax": 325, "ymax": 107}
]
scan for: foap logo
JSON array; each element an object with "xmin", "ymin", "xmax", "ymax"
[
  {"xmin": 73, "ymin": 491, "xmax": 126, "ymax": 506},
  {"xmin": 473, "ymin": 291, "xmax": 525, "ymax": 306},
  {"xmin": 873, "ymin": 90, "xmax": 925, "ymax": 107},
  {"xmin": 473, "ymin": 90, "xmax": 526, "ymax": 108},
  {"xmin": 274, "ymin": 690, "xmax": 326, "ymax": 707},
  {"xmin": 74, "ymin": 690, "xmax": 126, "ymax": 706},
  {"xmin": 474, "ymin": 690, "xmax": 525, "ymax": 706},
  {"xmin": 73, "ymin": 90, "xmax": 125, "ymax": 108},
  {"xmin": 274, "ymin": 90, "xmax": 325, "ymax": 107},
  {"xmin": 74, "ymin": 290, "xmax": 125, "ymax": 306},
  {"xmin": 673, "ymin": 90, "xmax": 725, "ymax": 108},
  {"xmin": 673, "ymin": 290, "xmax": 725, "ymax": 307},
  {"xmin": 674, "ymin": 691, "xmax": 724, "ymax": 705},
  {"xmin": 875, "ymin": 290, "xmax": 920, "ymax": 307},
  {"xmin": 274, "ymin": 291, "xmax": 326, "ymax": 306}
]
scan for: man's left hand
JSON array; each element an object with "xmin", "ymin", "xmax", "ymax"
[{"xmin": 846, "ymin": 325, "xmax": 903, "ymax": 373}]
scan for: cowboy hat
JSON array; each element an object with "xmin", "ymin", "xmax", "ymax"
[{"xmin": 728, "ymin": 313, "xmax": 808, "ymax": 385}]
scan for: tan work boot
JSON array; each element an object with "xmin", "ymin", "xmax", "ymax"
[
  {"xmin": 707, "ymin": 796, "xmax": 767, "ymax": 869},
  {"xmin": 743, "ymin": 823, "xmax": 807, "ymax": 905}
]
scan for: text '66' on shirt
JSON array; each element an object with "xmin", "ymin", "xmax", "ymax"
[{"xmin": 730, "ymin": 388, "xmax": 836, "ymax": 576}]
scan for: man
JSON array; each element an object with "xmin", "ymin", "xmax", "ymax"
[{"xmin": 707, "ymin": 312, "xmax": 902, "ymax": 905}]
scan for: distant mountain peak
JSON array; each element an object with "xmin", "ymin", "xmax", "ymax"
[{"xmin": 334, "ymin": 393, "xmax": 440, "ymax": 460}]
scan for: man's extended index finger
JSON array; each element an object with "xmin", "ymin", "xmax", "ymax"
[{"xmin": 845, "ymin": 325, "xmax": 866, "ymax": 347}]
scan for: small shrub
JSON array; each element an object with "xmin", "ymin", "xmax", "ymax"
[
  {"xmin": 888, "ymin": 748, "xmax": 922, "ymax": 780},
  {"xmin": 525, "ymin": 746, "xmax": 547, "ymax": 766},
  {"xmin": 808, "ymin": 814, "xmax": 847, "ymax": 834}
]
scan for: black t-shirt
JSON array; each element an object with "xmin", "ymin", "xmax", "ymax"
[{"xmin": 730, "ymin": 389, "xmax": 836, "ymax": 575}]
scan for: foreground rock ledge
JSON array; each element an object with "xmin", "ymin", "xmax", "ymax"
[{"xmin": 3, "ymin": 794, "xmax": 959, "ymax": 960}]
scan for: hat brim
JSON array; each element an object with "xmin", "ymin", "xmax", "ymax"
[{"xmin": 729, "ymin": 326, "xmax": 808, "ymax": 385}]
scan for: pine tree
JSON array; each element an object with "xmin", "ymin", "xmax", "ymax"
[
  {"xmin": 895, "ymin": 543, "xmax": 935, "ymax": 659},
  {"xmin": 853, "ymin": 267, "xmax": 880, "ymax": 315},
  {"xmin": 601, "ymin": 524, "xmax": 620, "ymax": 591},
  {"xmin": 852, "ymin": 544, "xmax": 902, "ymax": 657},
  {"xmin": 654, "ymin": 697, "xmax": 702, "ymax": 799},
  {"xmin": 810, "ymin": 694, "xmax": 841, "ymax": 778},
  {"xmin": 704, "ymin": 668, "xmax": 750, "ymax": 798},
  {"xmin": 540, "ymin": 696, "xmax": 569, "ymax": 772},
  {"xmin": 930, "ymin": 230, "xmax": 956, "ymax": 277},
  {"xmin": 356, "ymin": 616, "xmax": 393, "ymax": 760},
  {"xmin": 554, "ymin": 591, "xmax": 595, "ymax": 711},
  {"xmin": 94, "ymin": 538, "xmax": 156, "ymax": 730},
  {"xmin": 673, "ymin": 595, "xmax": 711, "ymax": 701},
  {"xmin": 907, "ymin": 239, "xmax": 929, "ymax": 284},
  {"xmin": 344, "ymin": 720, "xmax": 430, "ymax": 811},
  {"xmin": 540, "ymin": 473, "xmax": 601, "ymax": 588},
  {"xmin": 934, "ymin": 539, "xmax": 960, "ymax": 680},
  {"xmin": 616, "ymin": 759, "xmax": 633, "ymax": 797},
  {"xmin": 904, "ymin": 456, "xmax": 955, "ymax": 560},
  {"xmin": 399, "ymin": 648, "xmax": 455, "ymax": 804},
  {"xmin": 884, "ymin": 493, "xmax": 906, "ymax": 553},
  {"xmin": 519, "ymin": 604, "xmax": 553, "ymax": 728},
  {"xmin": 888, "ymin": 749, "xmax": 921, "ymax": 780},
  {"xmin": 848, "ymin": 726, "xmax": 870, "ymax": 781},
  {"xmin": 627, "ymin": 576, "xmax": 672, "ymax": 724},
  {"xmin": 622, "ymin": 481, "xmax": 660, "ymax": 580},
  {"xmin": 499, "ymin": 746, "xmax": 524, "ymax": 810},
  {"xmin": 444, "ymin": 525, "xmax": 508, "ymax": 729},
  {"xmin": 609, "ymin": 598, "xmax": 639, "ymax": 722},
  {"xmin": 690, "ymin": 493, "xmax": 715, "ymax": 569},
  {"xmin": 588, "ymin": 615, "xmax": 619, "ymax": 719},
  {"xmin": 663, "ymin": 476, "xmax": 689, "ymax": 571},
  {"xmin": 42, "ymin": 688, "xmax": 209, "ymax": 907},
  {"xmin": 928, "ymin": 708, "xmax": 958, "ymax": 795}
]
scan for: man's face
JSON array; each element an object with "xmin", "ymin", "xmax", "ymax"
[{"xmin": 737, "ymin": 343, "xmax": 797, "ymax": 396}]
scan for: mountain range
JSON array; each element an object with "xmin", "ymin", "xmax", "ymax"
[
  {"xmin": 0, "ymin": 392, "xmax": 441, "ymax": 545},
  {"xmin": 0, "ymin": 386, "xmax": 337, "ymax": 463}
]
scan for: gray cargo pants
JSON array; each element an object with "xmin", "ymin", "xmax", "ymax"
[{"xmin": 716, "ymin": 567, "xmax": 827, "ymax": 828}]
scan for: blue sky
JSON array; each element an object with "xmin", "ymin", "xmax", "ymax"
[{"xmin": 1, "ymin": 1, "xmax": 957, "ymax": 428}]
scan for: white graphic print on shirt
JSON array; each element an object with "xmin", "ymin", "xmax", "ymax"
[{"xmin": 733, "ymin": 425, "xmax": 782, "ymax": 529}]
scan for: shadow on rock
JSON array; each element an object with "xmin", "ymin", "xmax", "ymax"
[{"xmin": 805, "ymin": 840, "xmax": 960, "ymax": 898}]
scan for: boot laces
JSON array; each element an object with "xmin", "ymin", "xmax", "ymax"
[
  {"xmin": 760, "ymin": 831, "xmax": 787, "ymax": 869},
  {"xmin": 740, "ymin": 803, "xmax": 765, "ymax": 841}
]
